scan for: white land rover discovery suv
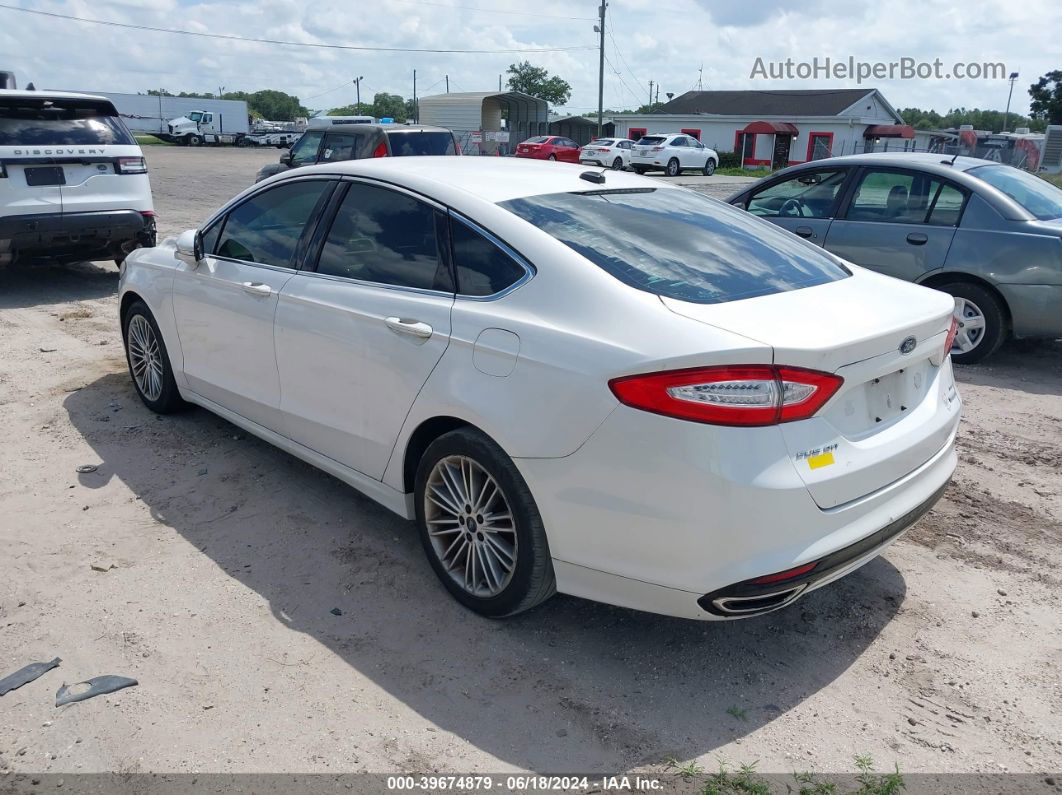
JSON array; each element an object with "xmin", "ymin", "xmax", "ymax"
[{"xmin": 0, "ymin": 89, "xmax": 156, "ymax": 266}]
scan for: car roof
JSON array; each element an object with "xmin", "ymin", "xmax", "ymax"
[
  {"xmin": 311, "ymin": 124, "xmax": 452, "ymax": 135},
  {"xmin": 282, "ymin": 155, "xmax": 679, "ymax": 204},
  {"xmin": 793, "ymin": 151, "xmax": 993, "ymax": 174},
  {"xmin": 0, "ymin": 88, "xmax": 111, "ymax": 102}
]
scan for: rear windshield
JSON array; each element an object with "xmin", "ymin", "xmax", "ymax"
[
  {"xmin": 499, "ymin": 188, "xmax": 850, "ymax": 304},
  {"xmin": 968, "ymin": 164, "xmax": 1062, "ymax": 220},
  {"xmin": 588, "ymin": 139, "xmax": 614, "ymax": 146},
  {"xmin": 637, "ymin": 136, "xmax": 666, "ymax": 145},
  {"xmin": 385, "ymin": 130, "xmax": 457, "ymax": 156},
  {"xmin": 0, "ymin": 98, "xmax": 134, "ymax": 146},
  {"xmin": 524, "ymin": 136, "xmax": 549, "ymax": 144}
]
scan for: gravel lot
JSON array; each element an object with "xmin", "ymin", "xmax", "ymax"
[{"xmin": 0, "ymin": 146, "xmax": 1059, "ymax": 778}]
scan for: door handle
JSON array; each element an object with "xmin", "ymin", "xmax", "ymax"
[
  {"xmin": 906, "ymin": 232, "xmax": 928, "ymax": 246},
  {"xmin": 385, "ymin": 316, "xmax": 433, "ymax": 339},
  {"xmin": 241, "ymin": 282, "xmax": 272, "ymax": 296},
  {"xmin": 794, "ymin": 225, "xmax": 814, "ymax": 239}
]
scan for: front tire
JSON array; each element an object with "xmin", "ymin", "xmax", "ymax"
[
  {"xmin": 548, "ymin": 154, "xmax": 557, "ymax": 161},
  {"xmin": 415, "ymin": 428, "xmax": 555, "ymax": 618},
  {"xmin": 666, "ymin": 158, "xmax": 680, "ymax": 177},
  {"xmin": 703, "ymin": 158, "xmax": 717, "ymax": 176},
  {"xmin": 188, "ymin": 134, "xmax": 203, "ymax": 147},
  {"xmin": 123, "ymin": 301, "xmax": 186, "ymax": 413},
  {"xmin": 938, "ymin": 281, "xmax": 1007, "ymax": 364}
]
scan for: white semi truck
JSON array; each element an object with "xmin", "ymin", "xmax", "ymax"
[{"xmin": 153, "ymin": 110, "xmax": 303, "ymax": 148}]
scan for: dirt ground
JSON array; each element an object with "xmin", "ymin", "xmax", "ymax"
[{"xmin": 0, "ymin": 146, "xmax": 1059, "ymax": 778}]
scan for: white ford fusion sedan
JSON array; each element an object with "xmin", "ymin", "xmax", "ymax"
[{"xmin": 119, "ymin": 157, "xmax": 961, "ymax": 620}]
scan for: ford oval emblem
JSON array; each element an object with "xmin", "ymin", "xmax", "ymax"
[{"xmin": 899, "ymin": 336, "xmax": 917, "ymax": 355}]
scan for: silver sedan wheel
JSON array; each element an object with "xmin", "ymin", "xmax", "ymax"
[
  {"xmin": 424, "ymin": 455, "xmax": 518, "ymax": 598},
  {"xmin": 952, "ymin": 296, "xmax": 987, "ymax": 354},
  {"xmin": 127, "ymin": 314, "xmax": 164, "ymax": 402}
]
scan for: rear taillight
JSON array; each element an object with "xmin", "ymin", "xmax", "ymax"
[
  {"xmin": 372, "ymin": 141, "xmax": 388, "ymax": 158},
  {"xmin": 651, "ymin": 146, "xmax": 664, "ymax": 151},
  {"xmin": 116, "ymin": 156, "xmax": 147, "ymax": 174},
  {"xmin": 608, "ymin": 365, "xmax": 843, "ymax": 426},
  {"xmin": 944, "ymin": 315, "xmax": 958, "ymax": 353}
]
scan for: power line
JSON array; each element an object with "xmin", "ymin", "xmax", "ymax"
[
  {"xmin": 386, "ymin": 0, "xmax": 595, "ymax": 21},
  {"xmin": 0, "ymin": 4, "xmax": 596, "ymax": 53}
]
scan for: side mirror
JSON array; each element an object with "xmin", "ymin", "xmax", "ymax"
[
  {"xmin": 175, "ymin": 228, "xmax": 202, "ymax": 265},
  {"xmin": 280, "ymin": 151, "xmax": 293, "ymax": 166}
]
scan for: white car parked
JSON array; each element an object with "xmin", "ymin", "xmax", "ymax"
[
  {"xmin": 1, "ymin": 89, "xmax": 156, "ymax": 266},
  {"xmin": 579, "ymin": 138, "xmax": 635, "ymax": 170},
  {"xmin": 630, "ymin": 133, "xmax": 719, "ymax": 177},
  {"xmin": 119, "ymin": 157, "xmax": 960, "ymax": 621}
]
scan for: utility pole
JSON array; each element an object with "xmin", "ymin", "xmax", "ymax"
[
  {"xmin": 595, "ymin": 1, "xmax": 607, "ymax": 138},
  {"xmin": 655, "ymin": 83, "xmax": 659, "ymax": 105},
  {"xmin": 648, "ymin": 80, "xmax": 653, "ymax": 110},
  {"xmin": 1003, "ymin": 71, "xmax": 1019, "ymax": 132},
  {"xmin": 445, "ymin": 74, "xmax": 449, "ymax": 93},
  {"xmin": 499, "ymin": 74, "xmax": 502, "ymax": 91},
  {"xmin": 354, "ymin": 76, "xmax": 363, "ymax": 113},
  {"xmin": 413, "ymin": 69, "xmax": 417, "ymax": 123}
]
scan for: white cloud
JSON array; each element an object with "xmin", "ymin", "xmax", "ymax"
[{"xmin": 0, "ymin": 0, "xmax": 1057, "ymax": 116}]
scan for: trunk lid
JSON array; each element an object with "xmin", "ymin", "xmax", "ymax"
[
  {"xmin": 663, "ymin": 270, "xmax": 961, "ymax": 508},
  {"xmin": 0, "ymin": 146, "xmax": 63, "ymax": 217}
]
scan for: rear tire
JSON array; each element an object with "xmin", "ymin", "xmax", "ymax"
[
  {"xmin": 415, "ymin": 428, "xmax": 556, "ymax": 618},
  {"xmin": 611, "ymin": 156, "xmax": 624, "ymax": 170},
  {"xmin": 548, "ymin": 154, "xmax": 557, "ymax": 161},
  {"xmin": 122, "ymin": 301, "xmax": 187, "ymax": 414},
  {"xmin": 937, "ymin": 281, "xmax": 1007, "ymax": 364},
  {"xmin": 632, "ymin": 166, "xmax": 647, "ymax": 175},
  {"xmin": 666, "ymin": 158, "xmax": 680, "ymax": 177}
]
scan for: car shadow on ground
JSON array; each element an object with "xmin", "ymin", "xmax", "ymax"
[
  {"xmin": 65, "ymin": 372, "xmax": 906, "ymax": 772},
  {"xmin": 0, "ymin": 259, "xmax": 118, "ymax": 310},
  {"xmin": 953, "ymin": 338, "xmax": 1062, "ymax": 397}
]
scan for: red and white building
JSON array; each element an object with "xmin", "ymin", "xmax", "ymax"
[{"xmin": 610, "ymin": 88, "xmax": 915, "ymax": 168}]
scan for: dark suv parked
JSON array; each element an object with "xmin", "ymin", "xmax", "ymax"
[{"xmin": 255, "ymin": 124, "xmax": 460, "ymax": 183}]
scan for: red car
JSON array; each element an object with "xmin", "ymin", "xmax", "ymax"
[{"xmin": 515, "ymin": 135, "xmax": 581, "ymax": 163}]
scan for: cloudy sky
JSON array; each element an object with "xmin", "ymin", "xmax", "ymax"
[{"xmin": 0, "ymin": 0, "xmax": 1057, "ymax": 117}]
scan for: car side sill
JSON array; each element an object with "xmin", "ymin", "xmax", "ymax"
[{"xmin": 181, "ymin": 391, "xmax": 415, "ymax": 520}]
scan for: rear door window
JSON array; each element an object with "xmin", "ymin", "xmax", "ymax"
[
  {"xmin": 845, "ymin": 169, "xmax": 951, "ymax": 224},
  {"xmin": 499, "ymin": 188, "xmax": 849, "ymax": 304},
  {"xmin": 0, "ymin": 98, "xmax": 134, "ymax": 145},
  {"xmin": 386, "ymin": 131, "xmax": 457, "ymax": 156},
  {"xmin": 315, "ymin": 182, "xmax": 452, "ymax": 292},
  {"xmin": 216, "ymin": 180, "xmax": 331, "ymax": 267},
  {"xmin": 320, "ymin": 132, "xmax": 358, "ymax": 162}
]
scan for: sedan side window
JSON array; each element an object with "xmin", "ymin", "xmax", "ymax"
[
  {"xmin": 316, "ymin": 182, "xmax": 453, "ymax": 292},
  {"xmin": 747, "ymin": 170, "xmax": 847, "ymax": 219},
  {"xmin": 450, "ymin": 217, "xmax": 528, "ymax": 297},
  {"xmin": 216, "ymin": 180, "xmax": 330, "ymax": 268},
  {"xmin": 846, "ymin": 169, "xmax": 949, "ymax": 225},
  {"xmin": 199, "ymin": 219, "xmax": 222, "ymax": 255},
  {"xmin": 926, "ymin": 183, "xmax": 966, "ymax": 226}
]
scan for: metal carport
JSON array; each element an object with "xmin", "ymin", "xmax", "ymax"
[{"xmin": 417, "ymin": 91, "xmax": 548, "ymax": 154}]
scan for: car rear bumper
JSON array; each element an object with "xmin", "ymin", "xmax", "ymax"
[
  {"xmin": 0, "ymin": 209, "xmax": 154, "ymax": 260},
  {"xmin": 516, "ymin": 400, "xmax": 958, "ymax": 621},
  {"xmin": 998, "ymin": 283, "xmax": 1062, "ymax": 339}
]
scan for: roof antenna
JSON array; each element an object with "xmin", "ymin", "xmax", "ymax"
[{"xmin": 580, "ymin": 169, "xmax": 606, "ymax": 184}]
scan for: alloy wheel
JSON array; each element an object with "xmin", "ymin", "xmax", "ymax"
[
  {"xmin": 127, "ymin": 314, "xmax": 165, "ymax": 402},
  {"xmin": 952, "ymin": 296, "xmax": 986, "ymax": 354},
  {"xmin": 424, "ymin": 455, "xmax": 518, "ymax": 597}
]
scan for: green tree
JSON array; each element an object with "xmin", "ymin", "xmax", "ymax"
[
  {"xmin": 505, "ymin": 61, "xmax": 572, "ymax": 106},
  {"xmin": 1029, "ymin": 70, "xmax": 1062, "ymax": 125},
  {"xmin": 898, "ymin": 106, "xmax": 1044, "ymax": 133}
]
